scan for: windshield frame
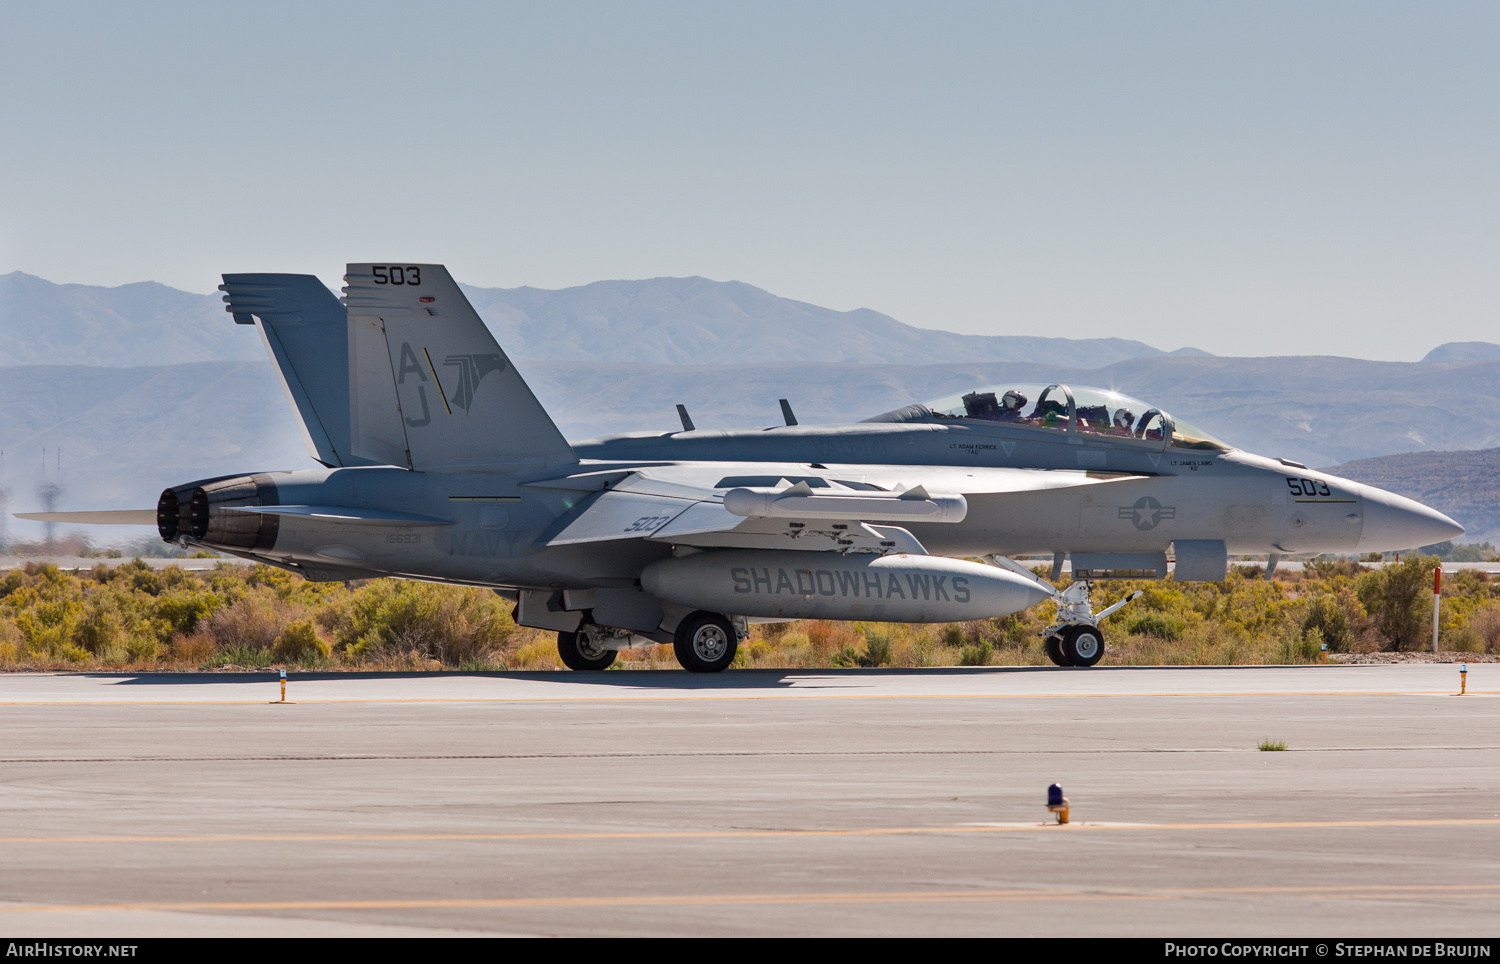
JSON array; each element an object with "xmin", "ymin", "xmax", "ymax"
[{"xmin": 926, "ymin": 383, "xmax": 1189, "ymax": 450}]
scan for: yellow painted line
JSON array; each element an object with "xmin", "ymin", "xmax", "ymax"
[
  {"xmin": 6, "ymin": 883, "xmax": 1500, "ymax": 914},
  {"xmin": 4, "ymin": 817, "xmax": 1500, "ymax": 845},
  {"xmin": 420, "ymin": 347, "xmax": 452, "ymax": 416},
  {"xmin": 0, "ymin": 689, "xmax": 1494, "ymax": 707}
]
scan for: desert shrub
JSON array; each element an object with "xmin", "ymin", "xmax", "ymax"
[
  {"xmin": 959, "ymin": 640, "xmax": 993, "ymax": 666},
  {"xmin": 1126, "ymin": 613, "xmax": 1183, "ymax": 640},
  {"xmin": 1358, "ymin": 557, "xmax": 1436, "ymax": 651},
  {"xmin": 804, "ymin": 620, "xmax": 861, "ymax": 657},
  {"xmin": 210, "ymin": 645, "xmax": 275, "ymax": 669},
  {"xmin": 1285, "ymin": 627, "xmax": 1322, "ymax": 663},
  {"xmin": 776, "ymin": 630, "xmax": 811, "ymax": 650},
  {"xmin": 984, "ymin": 614, "xmax": 1034, "ymax": 649},
  {"xmin": 1305, "ymin": 558, "xmax": 1367, "ymax": 578},
  {"xmin": 271, "ymin": 620, "xmax": 331, "ymax": 665},
  {"xmin": 320, "ymin": 579, "xmax": 515, "ymax": 665},
  {"xmin": 123, "ymin": 560, "xmax": 163, "ymax": 596},
  {"xmin": 124, "ymin": 635, "xmax": 162, "ymax": 663},
  {"xmin": 153, "ymin": 591, "xmax": 222, "ymax": 637},
  {"xmin": 206, "ymin": 590, "xmax": 300, "ymax": 651},
  {"xmin": 89, "ymin": 563, "xmax": 123, "ymax": 585},
  {"xmin": 0, "ymin": 617, "xmax": 24, "ymax": 664},
  {"xmin": 245, "ymin": 564, "xmax": 302, "ymax": 597},
  {"xmin": 16, "ymin": 598, "xmax": 87, "ymax": 662},
  {"xmin": 860, "ymin": 631, "xmax": 892, "ymax": 667},
  {"xmin": 511, "ymin": 634, "xmax": 562, "ymax": 670},
  {"xmin": 74, "ymin": 594, "xmax": 127, "ymax": 654},
  {"xmin": 1301, "ymin": 595, "xmax": 1352, "ymax": 652},
  {"xmin": 169, "ymin": 632, "xmax": 217, "ymax": 663},
  {"xmin": 1443, "ymin": 625, "xmax": 1485, "ymax": 653},
  {"xmin": 1469, "ymin": 603, "xmax": 1500, "ymax": 654}
]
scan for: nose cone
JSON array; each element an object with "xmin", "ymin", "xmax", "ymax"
[
  {"xmin": 1354, "ymin": 484, "xmax": 1465, "ymax": 551},
  {"xmin": 1002, "ymin": 573, "xmax": 1057, "ymax": 612}
]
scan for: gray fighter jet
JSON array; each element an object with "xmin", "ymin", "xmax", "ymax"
[{"xmin": 21, "ymin": 264, "xmax": 1464, "ymax": 671}]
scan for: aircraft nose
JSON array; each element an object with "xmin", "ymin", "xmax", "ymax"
[{"xmin": 1354, "ymin": 484, "xmax": 1465, "ymax": 552}]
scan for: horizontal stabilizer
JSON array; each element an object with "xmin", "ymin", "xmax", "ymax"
[
  {"xmin": 15, "ymin": 510, "xmax": 157, "ymax": 525},
  {"xmin": 222, "ymin": 505, "xmax": 453, "ymax": 526}
]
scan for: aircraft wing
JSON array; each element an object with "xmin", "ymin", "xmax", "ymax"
[
  {"xmin": 532, "ymin": 468, "xmax": 1139, "ymax": 553},
  {"xmin": 536, "ymin": 489, "xmax": 702, "ymax": 546}
]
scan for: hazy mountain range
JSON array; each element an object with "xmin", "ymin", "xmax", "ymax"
[
  {"xmin": 2, "ymin": 270, "xmax": 1497, "ymax": 546},
  {"xmin": 2, "ymin": 271, "xmax": 1199, "ymax": 369}
]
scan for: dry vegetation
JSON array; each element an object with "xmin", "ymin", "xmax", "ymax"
[{"xmin": 1, "ymin": 556, "xmax": 1497, "ymax": 673}]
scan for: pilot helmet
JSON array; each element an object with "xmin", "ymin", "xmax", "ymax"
[
  {"xmin": 1001, "ymin": 390, "xmax": 1027, "ymax": 410},
  {"xmin": 1113, "ymin": 408, "xmax": 1135, "ymax": 428}
]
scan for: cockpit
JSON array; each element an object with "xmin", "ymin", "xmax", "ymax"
[{"xmin": 874, "ymin": 384, "xmax": 1232, "ymax": 451}]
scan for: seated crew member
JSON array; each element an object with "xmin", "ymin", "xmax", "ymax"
[
  {"xmin": 962, "ymin": 391, "xmax": 1002, "ymax": 420},
  {"xmin": 995, "ymin": 390, "xmax": 1028, "ymax": 422},
  {"xmin": 1033, "ymin": 398, "xmax": 1068, "ymax": 427},
  {"xmin": 1112, "ymin": 408, "xmax": 1136, "ymax": 436}
]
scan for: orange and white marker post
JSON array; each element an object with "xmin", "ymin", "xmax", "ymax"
[
  {"xmin": 270, "ymin": 668, "xmax": 295, "ymax": 704},
  {"xmin": 1432, "ymin": 565, "xmax": 1442, "ymax": 654}
]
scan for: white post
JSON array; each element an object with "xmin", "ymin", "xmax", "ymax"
[{"xmin": 1432, "ymin": 565, "xmax": 1442, "ymax": 653}]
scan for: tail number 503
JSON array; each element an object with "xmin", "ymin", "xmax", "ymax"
[
  {"xmin": 372, "ymin": 266, "xmax": 422, "ymax": 285},
  {"xmin": 1286, "ymin": 477, "xmax": 1332, "ymax": 497}
]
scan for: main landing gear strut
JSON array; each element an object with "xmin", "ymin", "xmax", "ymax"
[{"xmin": 987, "ymin": 557, "xmax": 1143, "ymax": 668}]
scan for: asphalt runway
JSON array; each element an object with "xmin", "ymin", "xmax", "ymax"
[{"xmin": 1, "ymin": 665, "xmax": 1496, "ymax": 937}]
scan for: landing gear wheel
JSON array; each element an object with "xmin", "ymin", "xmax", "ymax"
[
  {"xmin": 1044, "ymin": 634, "xmax": 1072, "ymax": 667},
  {"xmin": 557, "ymin": 629, "xmax": 617, "ymax": 671},
  {"xmin": 1060, "ymin": 624, "xmax": 1105, "ymax": 668},
  {"xmin": 673, "ymin": 612, "xmax": 738, "ymax": 673}
]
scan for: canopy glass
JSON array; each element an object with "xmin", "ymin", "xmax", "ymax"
[{"xmin": 921, "ymin": 384, "xmax": 1231, "ymax": 450}]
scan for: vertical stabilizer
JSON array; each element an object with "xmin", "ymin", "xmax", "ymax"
[
  {"xmin": 342, "ymin": 264, "xmax": 576, "ymax": 470},
  {"xmin": 220, "ymin": 274, "xmax": 383, "ymax": 467}
]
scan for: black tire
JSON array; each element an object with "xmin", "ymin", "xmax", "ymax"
[
  {"xmin": 1060, "ymin": 624, "xmax": 1105, "ymax": 667},
  {"xmin": 673, "ymin": 612, "xmax": 738, "ymax": 673},
  {"xmin": 1044, "ymin": 634, "xmax": 1072, "ymax": 667},
  {"xmin": 557, "ymin": 630, "xmax": 617, "ymax": 671}
]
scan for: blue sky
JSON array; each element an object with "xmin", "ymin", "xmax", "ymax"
[{"xmin": 1, "ymin": 1, "xmax": 1495, "ymax": 358}]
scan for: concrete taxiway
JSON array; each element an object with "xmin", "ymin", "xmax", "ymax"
[{"xmin": 0, "ymin": 665, "xmax": 1496, "ymax": 937}]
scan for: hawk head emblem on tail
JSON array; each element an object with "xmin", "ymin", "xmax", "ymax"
[{"xmin": 442, "ymin": 353, "xmax": 505, "ymax": 412}]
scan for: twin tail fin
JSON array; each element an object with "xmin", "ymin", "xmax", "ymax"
[{"xmin": 221, "ymin": 264, "xmax": 575, "ymax": 472}]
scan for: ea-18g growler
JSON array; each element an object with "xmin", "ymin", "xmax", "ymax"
[{"xmin": 23, "ymin": 264, "xmax": 1463, "ymax": 671}]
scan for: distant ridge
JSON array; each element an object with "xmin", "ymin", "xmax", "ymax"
[
  {"xmin": 460, "ymin": 276, "xmax": 1196, "ymax": 367},
  {"xmin": 0, "ymin": 271, "xmax": 1198, "ymax": 369},
  {"xmin": 1422, "ymin": 342, "xmax": 1500, "ymax": 362},
  {"xmin": 0, "ymin": 271, "xmax": 261, "ymax": 367}
]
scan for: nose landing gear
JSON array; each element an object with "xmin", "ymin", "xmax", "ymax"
[
  {"xmin": 985, "ymin": 556, "xmax": 1141, "ymax": 669},
  {"xmin": 1041, "ymin": 580, "xmax": 1142, "ymax": 667}
]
